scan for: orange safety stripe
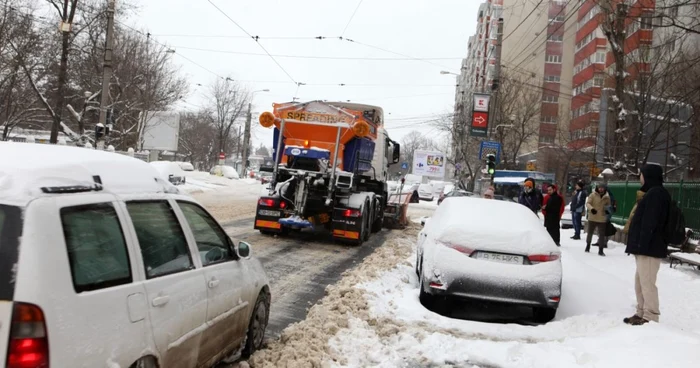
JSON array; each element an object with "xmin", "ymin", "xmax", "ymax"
[
  {"xmin": 256, "ymin": 220, "xmax": 281, "ymax": 229},
  {"xmin": 333, "ymin": 229, "xmax": 359, "ymax": 240}
]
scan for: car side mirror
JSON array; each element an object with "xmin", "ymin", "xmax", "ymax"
[
  {"xmin": 392, "ymin": 143, "xmax": 401, "ymax": 164},
  {"xmin": 236, "ymin": 241, "xmax": 251, "ymax": 259}
]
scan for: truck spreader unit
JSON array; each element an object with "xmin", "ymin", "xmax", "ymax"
[{"xmin": 254, "ymin": 100, "xmax": 400, "ymax": 244}]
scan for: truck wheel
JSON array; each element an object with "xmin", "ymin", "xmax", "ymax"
[{"xmin": 371, "ymin": 199, "xmax": 383, "ymax": 233}]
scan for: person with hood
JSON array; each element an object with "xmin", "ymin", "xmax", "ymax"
[
  {"xmin": 624, "ymin": 164, "xmax": 671, "ymax": 326},
  {"xmin": 570, "ymin": 181, "xmax": 587, "ymax": 240},
  {"xmin": 518, "ymin": 178, "xmax": 541, "ymax": 215},
  {"xmin": 483, "ymin": 187, "xmax": 495, "ymax": 199},
  {"xmin": 585, "ymin": 183, "xmax": 610, "ymax": 256},
  {"xmin": 542, "ymin": 184, "xmax": 565, "ymax": 246}
]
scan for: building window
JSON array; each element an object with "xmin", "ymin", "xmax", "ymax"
[
  {"xmin": 545, "ymin": 54, "xmax": 562, "ymax": 63},
  {"xmin": 594, "ymin": 75, "xmax": 604, "ymax": 87},
  {"xmin": 549, "ymin": 15, "xmax": 565, "ymax": 22},
  {"xmin": 541, "ymin": 116, "xmax": 558, "ymax": 124},
  {"xmin": 548, "ymin": 34, "xmax": 563, "ymax": 42},
  {"xmin": 544, "ymin": 75, "xmax": 561, "ymax": 82},
  {"xmin": 543, "ymin": 95, "xmax": 559, "ymax": 103},
  {"xmin": 539, "ymin": 135, "xmax": 555, "ymax": 144},
  {"xmin": 668, "ymin": 5, "xmax": 679, "ymax": 17},
  {"xmin": 641, "ymin": 12, "xmax": 653, "ymax": 30},
  {"xmin": 595, "ymin": 51, "xmax": 606, "ymax": 63}
]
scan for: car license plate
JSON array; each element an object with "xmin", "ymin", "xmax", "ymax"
[
  {"xmin": 258, "ymin": 210, "xmax": 281, "ymax": 217},
  {"xmin": 475, "ymin": 252, "xmax": 523, "ymax": 265}
]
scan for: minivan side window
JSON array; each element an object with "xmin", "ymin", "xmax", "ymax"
[
  {"xmin": 61, "ymin": 203, "xmax": 132, "ymax": 293},
  {"xmin": 177, "ymin": 202, "xmax": 235, "ymax": 266},
  {"xmin": 127, "ymin": 201, "xmax": 193, "ymax": 279}
]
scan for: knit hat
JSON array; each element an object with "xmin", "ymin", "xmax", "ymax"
[
  {"xmin": 483, "ymin": 188, "xmax": 495, "ymax": 198},
  {"xmin": 523, "ymin": 181, "xmax": 533, "ymax": 188}
]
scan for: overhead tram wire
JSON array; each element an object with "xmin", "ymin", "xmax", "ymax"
[
  {"xmin": 501, "ymin": 0, "xmax": 546, "ymax": 43},
  {"xmin": 165, "ymin": 46, "xmax": 464, "ymax": 60},
  {"xmin": 341, "ymin": 0, "xmax": 365, "ymax": 38},
  {"xmin": 339, "ymin": 38, "xmax": 460, "ymax": 73},
  {"xmin": 206, "ymin": 0, "xmax": 298, "ymax": 85}
]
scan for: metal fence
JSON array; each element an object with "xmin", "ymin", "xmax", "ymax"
[{"xmin": 607, "ymin": 181, "xmax": 700, "ymax": 239}]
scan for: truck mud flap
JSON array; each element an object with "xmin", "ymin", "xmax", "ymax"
[{"xmin": 331, "ymin": 207, "xmax": 363, "ymax": 241}]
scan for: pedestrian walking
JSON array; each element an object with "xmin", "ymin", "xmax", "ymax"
[
  {"xmin": 569, "ymin": 181, "xmax": 587, "ymax": 240},
  {"xmin": 585, "ymin": 184, "xmax": 610, "ymax": 256},
  {"xmin": 542, "ymin": 185, "xmax": 564, "ymax": 246},
  {"xmin": 624, "ymin": 164, "xmax": 671, "ymax": 325},
  {"xmin": 518, "ymin": 178, "xmax": 541, "ymax": 215}
]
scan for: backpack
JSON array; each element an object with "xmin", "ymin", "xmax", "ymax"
[{"xmin": 664, "ymin": 200, "xmax": 686, "ymax": 245}]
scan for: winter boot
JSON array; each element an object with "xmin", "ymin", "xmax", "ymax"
[
  {"xmin": 598, "ymin": 247, "xmax": 606, "ymax": 256},
  {"xmin": 585, "ymin": 244, "xmax": 591, "ymax": 253},
  {"xmin": 571, "ymin": 235, "xmax": 581, "ymax": 240},
  {"xmin": 623, "ymin": 315, "xmax": 642, "ymax": 324},
  {"xmin": 628, "ymin": 317, "xmax": 649, "ymax": 326}
]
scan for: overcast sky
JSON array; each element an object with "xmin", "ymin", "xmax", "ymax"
[{"xmin": 130, "ymin": 0, "xmax": 481, "ymax": 149}]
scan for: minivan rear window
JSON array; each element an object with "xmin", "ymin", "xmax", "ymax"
[{"xmin": 0, "ymin": 204, "xmax": 22, "ymax": 301}]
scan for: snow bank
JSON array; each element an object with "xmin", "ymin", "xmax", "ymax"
[
  {"xmin": 247, "ymin": 226, "xmax": 422, "ymax": 368},
  {"xmin": 328, "ymin": 226, "xmax": 700, "ymax": 367}
]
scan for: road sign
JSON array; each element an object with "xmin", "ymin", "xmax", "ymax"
[
  {"xmin": 478, "ymin": 141, "xmax": 501, "ymax": 163},
  {"xmin": 401, "ymin": 162, "xmax": 408, "ymax": 170},
  {"xmin": 471, "ymin": 112, "xmax": 489, "ymax": 137},
  {"xmin": 473, "ymin": 94, "xmax": 490, "ymax": 112}
]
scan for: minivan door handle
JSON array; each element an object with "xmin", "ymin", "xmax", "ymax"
[
  {"xmin": 151, "ymin": 295, "xmax": 170, "ymax": 307},
  {"xmin": 208, "ymin": 278, "xmax": 220, "ymax": 289}
]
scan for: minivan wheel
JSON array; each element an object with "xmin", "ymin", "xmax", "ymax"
[{"xmin": 242, "ymin": 291, "xmax": 270, "ymax": 358}]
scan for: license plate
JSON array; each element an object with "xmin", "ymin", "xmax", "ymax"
[
  {"xmin": 475, "ymin": 252, "xmax": 523, "ymax": 265},
  {"xmin": 258, "ymin": 210, "xmax": 281, "ymax": 217}
]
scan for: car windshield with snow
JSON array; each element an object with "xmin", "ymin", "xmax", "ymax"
[{"xmin": 417, "ymin": 196, "xmax": 562, "ymax": 323}]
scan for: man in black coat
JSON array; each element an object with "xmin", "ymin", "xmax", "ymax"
[
  {"xmin": 624, "ymin": 164, "xmax": 671, "ymax": 325},
  {"xmin": 543, "ymin": 185, "xmax": 564, "ymax": 246},
  {"xmin": 569, "ymin": 181, "xmax": 587, "ymax": 240}
]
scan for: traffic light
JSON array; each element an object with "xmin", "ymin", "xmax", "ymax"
[{"xmin": 486, "ymin": 154, "xmax": 496, "ymax": 176}]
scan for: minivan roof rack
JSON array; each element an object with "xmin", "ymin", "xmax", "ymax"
[{"xmin": 40, "ymin": 175, "xmax": 104, "ymax": 194}]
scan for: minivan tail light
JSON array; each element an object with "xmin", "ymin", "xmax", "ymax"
[
  {"xmin": 528, "ymin": 254, "xmax": 560, "ymax": 264},
  {"xmin": 343, "ymin": 209, "xmax": 361, "ymax": 218},
  {"xmin": 7, "ymin": 303, "xmax": 49, "ymax": 368}
]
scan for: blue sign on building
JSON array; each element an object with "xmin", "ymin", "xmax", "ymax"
[
  {"xmin": 401, "ymin": 162, "xmax": 409, "ymax": 170},
  {"xmin": 479, "ymin": 141, "xmax": 501, "ymax": 163}
]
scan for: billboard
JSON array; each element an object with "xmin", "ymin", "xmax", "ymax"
[
  {"xmin": 412, "ymin": 150, "xmax": 446, "ymax": 178},
  {"xmin": 141, "ymin": 111, "xmax": 180, "ymax": 151}
]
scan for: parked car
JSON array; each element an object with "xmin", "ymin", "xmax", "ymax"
[
  {"xmin": 211, "ymin": 165, "xmax": 241, "ymax": 179},
  {"xmin": 437, "ymin": 189, "xmax": 474, "ymax": 205},
  {"xmin": 178, "ymin": 161, "xmax": 195, "ymax": 171},
  {"xmin": 0, "ymin": 143, "xmax": 270, "ymax": 367},
  {"xmin": 493, "ymin": 194, "xmax": 517, "ymax": 202},
  {"xmin": 418, "ymin": 183, "xmax": 435, "ymax": 201},
  {"xmin": 389, "ymin": 180, "xmax": 420, "ymax": 203},
  {"xmin": 150, "ymin": 160, "xmax": 187, "ymax": 185},
  {"xmin": 417, "ymin": 197, "xmax": 562, "ymax": 323}
]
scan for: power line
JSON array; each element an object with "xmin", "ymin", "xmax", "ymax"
[
  {"xmin": 206, "ymin": 0, "xmax": 298, "ymax": 84},
  {"xmin": 149, "ymin": 34, "xmax": 326, "ymax": 40},
  {"xmin": 167, "ymin": 45, "xmax": 463, "ymax": 60},
  {"xmin": 340, "ymin": 38, "xmax": 459, "ymax": 72},
  {"xmin": 341, "ymin": 0, "xmax": 364, "ymax": 37},
  {"xmin": 502, "ymin": 0, "xmax": 545, "ymax": 43}
]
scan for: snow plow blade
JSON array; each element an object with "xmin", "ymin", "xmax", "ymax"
[{"xmin": 383, "ymin": 192, "xmax": 411, "ymax": 229}]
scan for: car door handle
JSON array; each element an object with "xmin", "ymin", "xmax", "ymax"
[
  {"xmin": 208, "ymin": 279, "xmax": 220, "ymax": 289},
  {"xmin": 151, "ymin": 295, "xmax": 170, "ymax": 307}
]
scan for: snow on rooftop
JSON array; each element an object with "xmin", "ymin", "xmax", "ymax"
[{"xmin": 0, "ymin": 142, "xmax": 177, "ymax": 205}]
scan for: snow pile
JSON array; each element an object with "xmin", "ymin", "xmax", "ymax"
[{"xmin": 247, "ymin": 226, "xmax": 421, "ymax": 368}]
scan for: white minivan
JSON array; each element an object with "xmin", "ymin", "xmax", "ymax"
[{"xmin": 0, "ymin": 143, "xmax": 270, "ymax": 368}]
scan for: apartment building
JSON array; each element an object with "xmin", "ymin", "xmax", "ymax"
[{"xmin": 455, "ymin": 0, "xmax": 576, "ymax": 160}]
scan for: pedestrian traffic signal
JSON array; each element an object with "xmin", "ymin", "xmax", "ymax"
[{"xmin": 486, "ymin": 154, "xmax": 496, "ymax": 176}]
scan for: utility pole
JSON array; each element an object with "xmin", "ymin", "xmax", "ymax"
[
  {"xmin": 97, "ymin": 0, "xmax": 116, "ymax": 150},
  {"xmin": 241, "ymin": 102, "xmax": 252, "ymax": 177},
  {"xmin": 488, "ymin": 18, "xmax": 504, "ymax": 141}
]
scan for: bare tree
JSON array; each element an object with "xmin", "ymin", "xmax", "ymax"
[
  {"xmin": 493, "ymin": 73, "xmax": 542, "ymax": 169},
  {"xmin": 209, "ymin": 78, "xmax": 249, "ymax": 155},
  {"xmin": 400, "ymin": 130, "xmax": 437, "ymax": 169},
  {"xmin": 178, "ymin": 110, "xmax": 217, "ymax": 170}
]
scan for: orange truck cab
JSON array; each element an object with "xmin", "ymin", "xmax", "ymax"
[{"xmin": 253, "ymin": 100, "xmax": 401, "ymax": 245}]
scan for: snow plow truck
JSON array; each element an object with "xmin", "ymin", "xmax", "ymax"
[{"xmin": 254, "ymin": 100, "xmax": 401, "ymax": 244}]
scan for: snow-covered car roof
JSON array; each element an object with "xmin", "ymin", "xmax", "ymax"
[
  {"xmin": 425, "ymin": 196, "xmax": 558, "ymax": 254},
  {"xmin": 0, "ymin": 142, "xmax": 178, "ymax": 206}
]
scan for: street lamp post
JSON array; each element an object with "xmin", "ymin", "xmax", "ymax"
[{"xmin": 241, "ymin": 89, "xmax": 270, "ymax": 177}]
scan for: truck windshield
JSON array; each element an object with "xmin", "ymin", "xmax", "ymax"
[{"xmin": 0, "ymin": 204, "xmax": 22, "ymax": 301}]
